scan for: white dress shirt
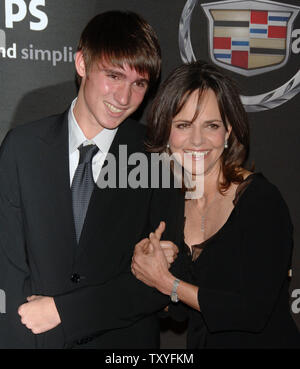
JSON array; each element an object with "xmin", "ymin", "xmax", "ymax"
[{"xmin": 68, "ymin": 98, "xmax": 118, "ymax": 185}]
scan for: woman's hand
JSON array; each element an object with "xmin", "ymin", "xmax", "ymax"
[
  {"xmin": 160, "ymin": 240, "xmax": 179, "ymax": 266},
  {"xmin": 131, "ymin": 221, "xmax": 175, "ymax": 295},
  {"xmin": 132, "ymin": 222, "xmax": 201, "ymax": 311}
]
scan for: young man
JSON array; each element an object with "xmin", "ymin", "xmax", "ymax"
[{"xmin": 0, "ymin": 11, "xmax": 183, "ymax": 348}]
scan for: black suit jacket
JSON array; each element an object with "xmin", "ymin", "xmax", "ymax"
[{"xmin": 0, "ymin": 111, "xmax": 184, "ymax": 348}]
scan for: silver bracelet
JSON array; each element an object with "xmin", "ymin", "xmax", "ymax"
[{"xmin": 171, "ymin": 278, "xmax": 180, "ymax": 303}]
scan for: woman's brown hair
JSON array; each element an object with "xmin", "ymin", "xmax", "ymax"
[{"xmin": 146, "ymin": 61, "xmax": 250, "ymax": 192}]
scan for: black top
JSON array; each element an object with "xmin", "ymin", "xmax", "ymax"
[{"xmin": 172, "ymin": 173, "xmax": 300, "ymax": 348}]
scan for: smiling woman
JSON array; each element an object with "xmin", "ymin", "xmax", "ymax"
[
  {"xmin": 132, "ymin": 61, "xmax": 300, "ymax": 349},
  {"xmin": 169, "ymin": 89, "xmax": 231, "ymax": 177},
  {"xmin": 145, "ymin": 61, "xmax": 249, "ymax": 194}
]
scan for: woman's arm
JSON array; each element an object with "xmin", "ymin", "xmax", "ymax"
[
  {"xmin": 132, "ymin": 179, "xmax": 294, "ymax": 334},
  {"xmin": 132, "ymin": 222, "xmax": 200, "ymax": 311}
]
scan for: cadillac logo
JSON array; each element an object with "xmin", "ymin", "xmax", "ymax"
[{"xmin": 179, "ymin": 0, "xmax": 300, "ymax": 112}]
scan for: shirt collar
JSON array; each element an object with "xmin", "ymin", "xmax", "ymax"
[{"xmin": 68, "ymin": 97, "xmax": 118, "ymax": 155}]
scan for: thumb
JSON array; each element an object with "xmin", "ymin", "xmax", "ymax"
[
  {"xmin": 148, "ymin": 242, "xmax": 154, "ymax": 253},
  {"xmin": 149, "ymin": 232, "xmax": 161, "ymax": 250},
  {"xmin": 142, "ymin": 240, "xmax": 154, "ymax": 254},
  {"xmin": 154, "ymin": 221, "xmax": 166, "ymax": 241}
]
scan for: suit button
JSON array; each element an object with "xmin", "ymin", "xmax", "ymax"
[
  {"xmin": 76, "ymin": 337, "xmax": 92, "ymax": 345},
  {"xmin": 71, "ymin": 273, "xmax": 81, "ymax": 283}
]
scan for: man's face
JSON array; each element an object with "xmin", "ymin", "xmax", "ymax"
[{"xmin": 74, "ymin": 51, "xmax": 149, "ymax": 137}]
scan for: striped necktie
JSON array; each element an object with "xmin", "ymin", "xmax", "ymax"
[{"xmin": 71, "ymin": 144, "xmax": 99, "ymax": 243}]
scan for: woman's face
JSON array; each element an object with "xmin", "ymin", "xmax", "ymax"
[{"xmin": 169, "ymin": 88, "xmax": 231, "ymax": 177}]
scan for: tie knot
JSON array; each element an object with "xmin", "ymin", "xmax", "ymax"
[{"xmin": 78, "ymin": 144, "xmax": 99, "ymax": 164}]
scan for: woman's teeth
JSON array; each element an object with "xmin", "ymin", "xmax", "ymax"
[{"xmin": 184, "ymin": 150, "xmax": 209, "ymax": 157}]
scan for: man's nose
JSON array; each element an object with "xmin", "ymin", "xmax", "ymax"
[{"xmin": 114, "ymin": 82, "xmax": 131, "ymax": 106}]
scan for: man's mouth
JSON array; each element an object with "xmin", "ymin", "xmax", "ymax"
[{"xmin": 104, "ymin": 102, "xmax": 124, "ymax": 114}]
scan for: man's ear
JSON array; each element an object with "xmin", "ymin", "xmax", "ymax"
[{"xmin": 75, "ymin": 50, "xmax": 86, "ymax": 78}]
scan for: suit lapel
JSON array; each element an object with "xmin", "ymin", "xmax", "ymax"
[
  {"xmin": 77, "ymin": 119, "xmax": 144, "ymax": 256},
  {"xmin": 36, "ymin": 111, "xmax": 77, "ymax": 263}
]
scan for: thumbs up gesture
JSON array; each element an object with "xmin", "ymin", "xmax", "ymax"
[
  {"xmin": 131, "ymin": 222, "xmax": 177, "ymax": 295},
  {"xmin": 135, "ymin": 221, "xmax": 179, "ymax": 265}
]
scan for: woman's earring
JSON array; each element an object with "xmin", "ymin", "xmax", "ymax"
[
  {"xmin": 166, "ymin": 143, "xmax": 170, "ymax": 149},
  {"xmin": 224, "ymin": 139, "xmax": 228, "ymax": 149}
]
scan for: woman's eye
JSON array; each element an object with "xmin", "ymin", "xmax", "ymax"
[
  {"xmin": 176, "ymin": 123, "xmax": 190, "ymax": 129},
  {"xmin": 208, "ymin": 123, "xmax": 220, "ymax": 129}
]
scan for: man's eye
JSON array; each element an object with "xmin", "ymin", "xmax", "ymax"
[
  {"xmin": 107, "ymin": 74, "xmax": 119, "ymax": 80},
  {"xmin": 135, "ymin": 81, "xmax": 147, "ymax": 89}
]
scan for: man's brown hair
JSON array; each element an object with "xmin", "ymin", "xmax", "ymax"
[{"xmin": 77, "ymin": 10, "xmax": 161, "ymax": 88}]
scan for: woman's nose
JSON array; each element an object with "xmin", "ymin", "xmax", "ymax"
[{"xmin": 191, "ymin": 126, "xmax": 204, "ymax": 147}]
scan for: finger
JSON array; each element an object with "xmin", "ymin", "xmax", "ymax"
[
  {"xmin": 143, "ymin": 241, "xmax": 154, "ymax": 254},
  {"xmin": 162, "ymin": 249, "xmax": 178, "ymax": 261},
  {"xmin": 149, "ymin": 222, "xmax": 165, "ymax": 241},
  {"xmin": 160, "ymin": 243, "xmax": 179, "ymax": 263},
  {"xmin": 149, "ymin": 233, "xmax": 161, "ymax": 250},
  {"xmin": 134, "ymin": 239, "xmax": 149, "ymax": 255},
  {"xmin": 165, "ymin": 254, "xmax": 173, "ymax": 262},
  {"xmin": 32, "ymin": 328, "xmax": 41, "ymax": 335},
  {"xmin": 160, "ymin": 245, "xmax": 179, "ymax": 258},
  {"xmin": 164, "ymin": 252, "xmax": 177, "ymax": 263},
  {"xmin": 154, "ymin": 221, "xmax": 166, "ymax": 241},
  {"xmin": 135, "ymin": 238, "xmax": 149, "ymax": 250},
  {"xmin": 164, "ymin": 249, "xmax": 176, "ymax": 258},
  {"xmin": 142, "ymin": 240, "xmax": 152, "ymax": 254},
  {"xmin": 160, "ymin": 241, "xmax": 179, "ymax": 253},
  {"xmin": 18, "ymin": 305, "xmax": 24, "ymax": 316},
  {"xmin": 26, "ymin": 295, "xmax": 37, "ymax": 302}
]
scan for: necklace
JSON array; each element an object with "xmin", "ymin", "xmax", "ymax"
[
  {"xmin": 187, "ymin": 192, "xmax": 219, "ymax": 234},
  {"xmin": 199, "ymin": 197, "xmax": 217, "ymax": 233},
  {"xmin": 200, "ymin": 215, "xmax": 205, "ymax": 232}
]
